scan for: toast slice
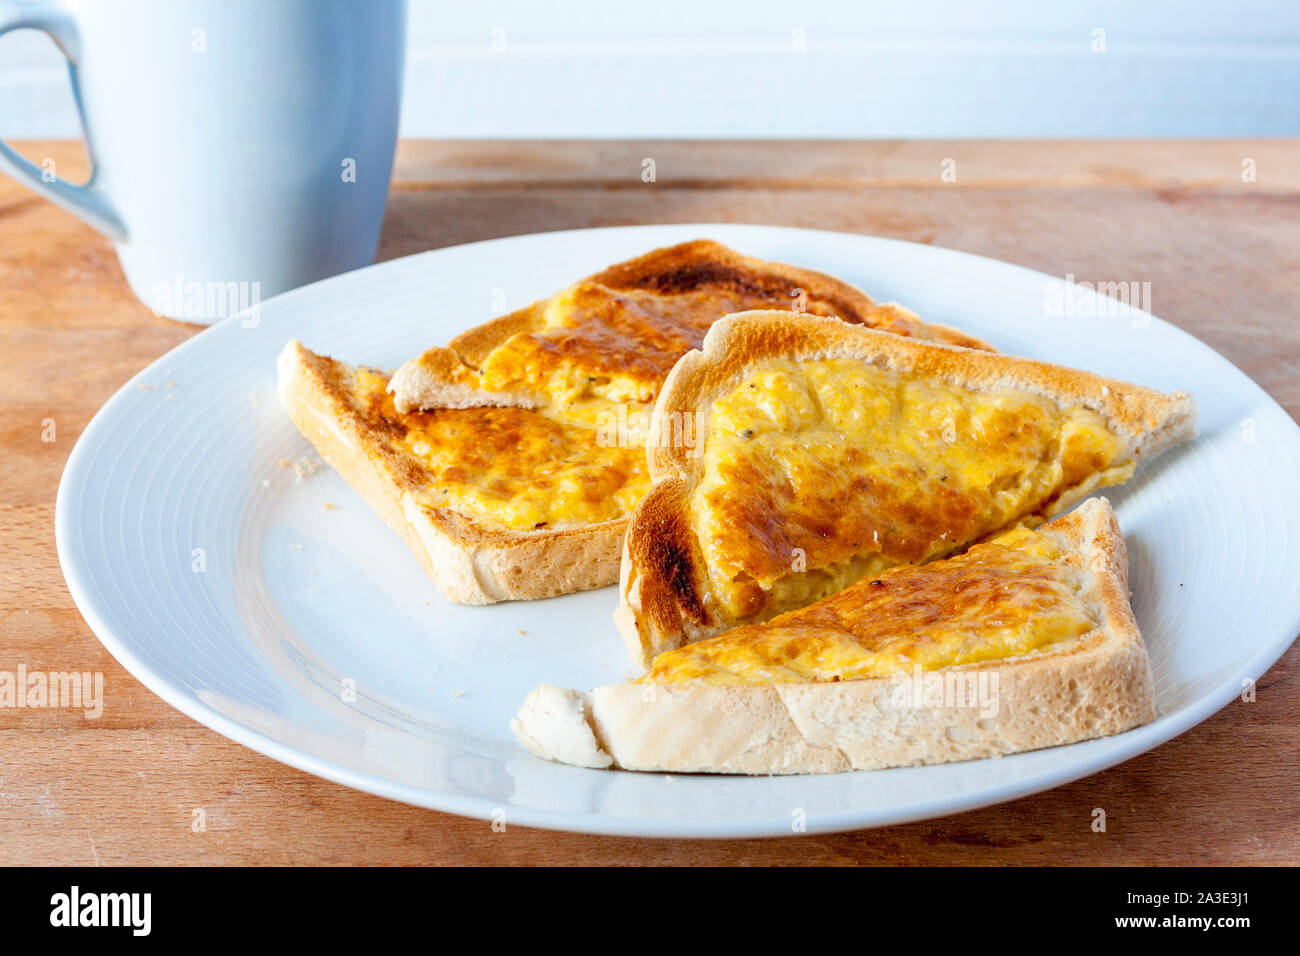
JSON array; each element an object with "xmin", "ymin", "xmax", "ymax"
[
  {"xmin": 512, "ymin": 497, "xmax": 1157, "ymax": 774},
  {"xmin": 619, "ymin": 311, "xmax": 1196, "ymax": 667},
  {"xmin": 387, "ymin": 239, "xmax": 991, "ymax": 413},
  {"xmin": 277, "ymin": 341, "xmax": 636, "ymax": 603}
]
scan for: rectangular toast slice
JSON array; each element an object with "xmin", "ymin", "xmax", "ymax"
[
  {"xmin": 513, "ymin": 497, "xmax": 1157, "ymax": 774},
  {"xmin": 618, "ymin": 310, "xmax": 1196, "ymax": 667}
]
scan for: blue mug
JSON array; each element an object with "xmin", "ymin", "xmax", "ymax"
[{"xmin": 0, "ymin": 0, "xmax": 407, "ymax": 323}]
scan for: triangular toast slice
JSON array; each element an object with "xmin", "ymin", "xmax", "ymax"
[
  {"xmin": 388, "ymin": 239, "xmax": 991, "ymax": 413},
  {"xmin": 619, "ymin": 311, "xmax": 1195, "ymax": 667},
  {"xmin": 277, "ymin": 341, "xmax": 639, "ymax": 603},
  {"xmin": 513, "ymin": 497, "xmax": 1156, "ymax": 774}
]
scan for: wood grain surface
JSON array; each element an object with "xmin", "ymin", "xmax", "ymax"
[{"xmin": 1, "ymin": 139, "xmax": 1296, "ymax": 865}]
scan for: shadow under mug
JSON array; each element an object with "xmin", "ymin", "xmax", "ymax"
[{"xmin": 0, "ymin": 0, "xmax": 407, "ymax": 324}]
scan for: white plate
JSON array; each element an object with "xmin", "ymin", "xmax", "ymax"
[{"xmin": 57, "ymin": 224, "xmax": 1300, "ymax": 837}]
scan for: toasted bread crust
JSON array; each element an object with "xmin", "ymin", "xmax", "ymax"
[
  {"xmin": 619, "ymin": 311, "xmax": 1197, "ymax": 666},
  {"xmin": 389, "ymin": 240, "xmax": 993, "ymax": 413},
  {"xmin": 276, "ymin": 341, "xmax": 625, "ymax": 604},
  {"xmin": 576, "ymin": 240, "xmax": 989, "ymax": 351},
  {"xmin": 513, "ymin": 498, "xmax": 1157, "ymax": 774}
]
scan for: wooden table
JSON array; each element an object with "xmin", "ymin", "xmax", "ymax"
[{"xmin": 2, "ymin": 140, "xmax": 1296, "ymax": 865}]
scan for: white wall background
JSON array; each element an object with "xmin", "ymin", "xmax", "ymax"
[{"xmin": 2, "ymin": 0, "xmax": 1298, "ymax": 138}]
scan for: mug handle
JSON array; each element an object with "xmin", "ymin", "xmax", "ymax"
[{"xmin": 0, "ymin": 1, "xmax": 125, "ymax": 240}]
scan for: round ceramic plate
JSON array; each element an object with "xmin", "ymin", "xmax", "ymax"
[{"xmin": 56, "ymin": 224, "xmax": 1300, "ymax": 837}]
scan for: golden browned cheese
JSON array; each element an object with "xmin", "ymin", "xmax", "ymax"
[
  {"xmin": 691, "ymin": 358, "xmax": 1133, "ymax": 622},
  {"xmin": 475, "ymin": 283, "xmax": 856, "ymax": 405},
  {"xmin": 351, "ymin": 368, "xmax": 649, "ymax": 531},
  {"xmin": 642, "ymin": 525, "xmax": 1097, "ymax": 684}
]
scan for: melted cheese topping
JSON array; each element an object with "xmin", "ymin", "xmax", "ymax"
[
  {"xmin": 352, "ymin": 368, "xmax": 650, "ymax": 531},
  {"xmin": 474, "ymin": 283, "xmax": 848, "ymax": 405},
  {"xmin": 642, "ymin": 525, "xmax": 1097, "ymax": 684},
  {"xmin": 692, "ymin": 358, "xmax": 1132, "ymax": 622}
]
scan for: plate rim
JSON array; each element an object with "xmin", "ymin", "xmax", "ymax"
[{"xmin": 55, "ymin": 222, "xmax": 1300, "ymax": 838}]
